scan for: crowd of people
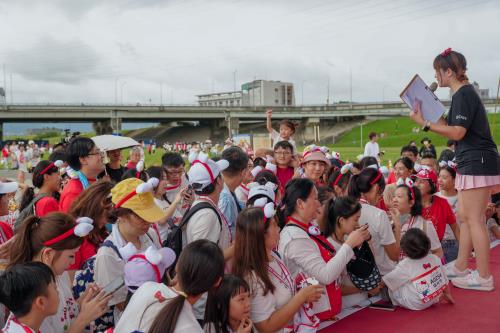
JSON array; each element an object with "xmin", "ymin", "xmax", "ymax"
[{"xmin": 0, "ymin": 49, "xmax": 499, "ymax": 333}]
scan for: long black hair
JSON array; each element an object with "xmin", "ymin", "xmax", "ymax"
[
  {"xmin": 205, "ymin": 275, "xmax": 251, "ymax": 333},
  {"xmin": 149, "ymin": 240, "xmax": 225, "ymax": 333},
  {"xmin": 322, "ymin": 197, "xmax": 362, "ymax": 238},
  {"xmin": 277, "ymin": 178, "xmax": 315, "ymax": 229},
  {"xmin": 19, "ymin": 160, "xmax": 59, "ymax": 212},
  {"xmin": 348, "ymin": 168, "xmax": 385, "ymax": 199}
]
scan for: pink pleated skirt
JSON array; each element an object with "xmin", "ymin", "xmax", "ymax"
[{"xmin": 456, "ymin": 174, "xmax": 500, "ymax": 194}]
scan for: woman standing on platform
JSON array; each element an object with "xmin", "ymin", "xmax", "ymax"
[{"xmin": 410, "ymin": 48, "xmax": 500, "ymax": 291}]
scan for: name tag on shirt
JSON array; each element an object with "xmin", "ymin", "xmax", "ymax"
[{"xmin": 411, "ymin": 265, "xmax": 446, "ymax": 304}]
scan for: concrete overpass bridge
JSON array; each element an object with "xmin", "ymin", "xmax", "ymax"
[{"xmin": 1, "ymin": 99, "xmax": 497, "ymax": 139}]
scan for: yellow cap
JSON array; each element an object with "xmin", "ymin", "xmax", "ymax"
[{"xmin": 111, "ymin": 178, "xmax": 165, "ymax": 223}]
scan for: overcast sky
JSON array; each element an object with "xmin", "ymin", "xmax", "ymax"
[{"xmin": 0, "ymin": 0, "xmax": 499, "ymax": 105}]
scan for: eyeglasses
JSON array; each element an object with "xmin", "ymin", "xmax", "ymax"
[
  {"xmin": 274, "ymin": 151, "xmax": 291, "ymax": 156},
  {"xmin": 88, "ymin": 150, "xmax": 105, "ymax": 158}
]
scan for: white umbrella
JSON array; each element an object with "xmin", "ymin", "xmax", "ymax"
[{"xmin": 91, "ymin": 135, "xmax": 139, "ymax": 152}]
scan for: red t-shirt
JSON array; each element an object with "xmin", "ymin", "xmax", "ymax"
[
  {"xmin": 387, "ymin": 170, "xmax": 397, "ymax": 184},
  {"xmin": 276, "ymin": 166, "xmax": 294, "ymax": 193},
  {"xmin": 35, "ymin": 196, "xmax": 60, "ymax": 217},
  {"xmin": 126, "ymin": 161, "xmax": 137, "ymax": 170},
  {"xmin": 0, "ymin": 221, "xmax": 13, "ymax": 244},
  {"xmin": 59, "ymin": 178, "xmax": 96, "ymax": 213},
  {"xmin": 69, "ymin": 238, "xmax": 98, "ymax": 270},
  {"xmin": 422, "ymin": 195, "xmax": 456, "ymax": 240}
]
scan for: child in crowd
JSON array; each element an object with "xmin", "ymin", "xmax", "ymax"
[
  {"xmin": 266, "ymin": 109, "xmax": 297, "ymax": 154},
  {"xmin": 0, "ymin": 262, "xmax": 59, "ymax": 333},
  {"xmin": 204, "ymin": 275, "xmax": 253, "ymax": 333},
  {"xmin": 17, "ymin": 160, "xmax": 62, "ymax": 226},
  {"xmin": 437, "ymin": 162, "xmax": 460, "ymax": 262},
  {"xmin": 382, "ymin": 229, "xmax": 454, "ymax": 310},
  {"xmin": 391, "ymin": 181, "xmax": 443, "ymax": 260},
  {"xmin": 273, "ymin": 141, "xmax": 295, "ymax": 195}
]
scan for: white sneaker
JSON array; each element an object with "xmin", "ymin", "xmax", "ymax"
[
  {"xmin": 445, "ymin": 264, "xmax": 470, "ymax": 278},
  {"xmin": 451, "ymin": 270, "xmax": 495, "ymax": 291}
]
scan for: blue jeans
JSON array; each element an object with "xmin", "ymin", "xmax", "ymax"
[{"xmin": 441, "ymin": 239, "xmax": 459, "ymax": 263}]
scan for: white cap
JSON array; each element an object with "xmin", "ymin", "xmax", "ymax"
[
  {"xmin": 0, "ymin": 181, "xmax": 18, "ymax": 194},
  {"xmin": 188, "ymin": 151, "xmax": 229, "ymax": 189},
  {"xmin": 248, "ymin": 182, "xmax": 276, "ymax": 203}
]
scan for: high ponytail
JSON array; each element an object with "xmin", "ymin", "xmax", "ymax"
[
  {"xmin": 348, "ymin": 168, "xmax": 385, "ymax": 199},
  {"xmin": 19, "ymin": 187, "xmax": 36, "ymax": 213},
  {"xmin": 19, "ymin": 160, "xmax": 59, "ymax": 212}
]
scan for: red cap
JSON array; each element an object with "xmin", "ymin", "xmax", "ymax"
[{"xmin": 416, "ymin": 168, "xmax": 438, "ymax": 185}]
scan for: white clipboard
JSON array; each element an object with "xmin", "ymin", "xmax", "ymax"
[{"xmin": 400, "ymin": 74, "xmax": 446, "ymax": 123}]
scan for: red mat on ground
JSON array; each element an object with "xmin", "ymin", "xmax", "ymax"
[{"xmin": 320, "ymin": 245, "xmax": 500, "ymax": 333}]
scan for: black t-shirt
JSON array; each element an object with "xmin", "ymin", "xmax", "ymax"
[
  {"xmin": 448, "ymin": 84, "xmax": 500, "ymax": 175},
  {"xmin": 98, "ymin": 164, "xmax": 125, "ymax": 183}
]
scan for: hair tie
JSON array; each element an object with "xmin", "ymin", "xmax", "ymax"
[
  {"xmin": 174, "ymin": 288, "xmax": 188, "ymax": 298},
  {"xmin": 440, "ymin": 47, "xmax": 452, "ymax": 57}
]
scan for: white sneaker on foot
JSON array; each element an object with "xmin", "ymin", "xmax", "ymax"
[
  {"xmin": 445, "ymin": 264, "xmax": 470, "ymax": 278},
  {"xmin": 451, "ymin": 270, "xmax": 495, "ymax": 291}
]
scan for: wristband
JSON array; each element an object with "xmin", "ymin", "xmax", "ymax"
[{"xmin": 422, "ymin": 120, "xmax": 431, "ymax": 132}]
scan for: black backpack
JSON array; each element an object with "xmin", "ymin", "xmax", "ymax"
[
  {"xmin": 164, "ymin": 202, "xmax": 222, "ymax": 272},
  {"xmin": 15, "ymin": 193, "xmax": 52, "ymax": 231}
]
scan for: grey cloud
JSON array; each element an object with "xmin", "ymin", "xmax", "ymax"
[{"xmin": 7, "ymin": 37, "xmax": 103, "ymax": 84}]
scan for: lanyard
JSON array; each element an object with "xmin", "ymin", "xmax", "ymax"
[
  {"xmin": 359, "ymin": 198, "xmax": 369, "ymax": 205},
  {"xmin": 198, "ymin": 196, "xmax": 233, "ymax": 243},
  {"xmin": 287, "ymin": 216, "xmax": 310, "ymax": 229},
  {"xmin": 267, "ymin": 253, "xmax": 294, "ymax": 292}
]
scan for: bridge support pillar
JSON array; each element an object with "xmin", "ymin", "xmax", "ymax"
[
  {"xmin": 111, "ymin": 117, "xmax": 122, "ymax": 134},
  {"xmin": 0, "ymin": 122, "xmax": 3, "ymax": 142},
  {"xmin": 92, "ymin": 120, "xmax": 113, "ymax": 135},
  {"xmin": 228, "ymin": 117, "xmax": 240, "ymax": 136},
  {"xmin": 303, "ymin": 117, "xmax": 321, "ymax": 143}
]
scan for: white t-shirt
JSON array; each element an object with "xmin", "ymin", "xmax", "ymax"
[
  {"xmin": 234, "ymin": 185, "xmax": 250, "ymax": 206},
  {"xmin": 94, "ymin": 224, "xmax": 161, "ymax": 308},
  {"xmin": 437, "ymin": 192, "xmax": 459, "ymax": 241},
  {"xmin": 400, "ymin": 215, "xmax": 442, "ymax": 259},
  {"xmin": 363, "ymin": 141, "xmax": 379, "ymax": 159},
  {"xmin": 383, "ymin": 254, "xmax": 448, "ymax": 310},
  {"xmin": 278, "ymin": 224, "xmax": 353, "ymax": 314},
  {"xmin": 487, "ymin": 218, "xmax": 499, "ymax": 242},
  {"xmin": 248, "ymin": 253, "xmax": 294, "ymax": 332},
  {"xmin": 114, "ymin": 282, "xmax": 202, "ymax": 333},
  {"xmin": 2, "ymin": 315, "xmax": 38, "ymax": 333},
  {"xmin": 184, "ymin": 199, "xmax": 231, "ymax": 251},
  {"xmin": 328, "ymin": 238, "xmax": 368, "ymax": 309},
  {"xmin": 359, "ymin": 203, "xmax": 396, "ymax": 275},
  {"xmin": 271, "ymin": 129, "xmax": 297, "ymax": 154},
  {"xmin": 40, "ymin": 272, "xmax": 79, "ymax": 333},
  {"xmin": 183, "ymin": 199, "xmax": 232, "ymax": 320}
]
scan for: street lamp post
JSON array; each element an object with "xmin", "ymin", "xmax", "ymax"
[
  {"xmin": 120, "ymin": 81, "xmax": 127, "ymax": 104},
  {"xmin": 301, "ymin": 80, "xmax": 306, "ymax": 106}
]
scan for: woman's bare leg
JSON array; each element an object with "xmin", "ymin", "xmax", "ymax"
[{"xmin": 455, "ymin": 187, "xmax": 491, "ymax": 278}]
